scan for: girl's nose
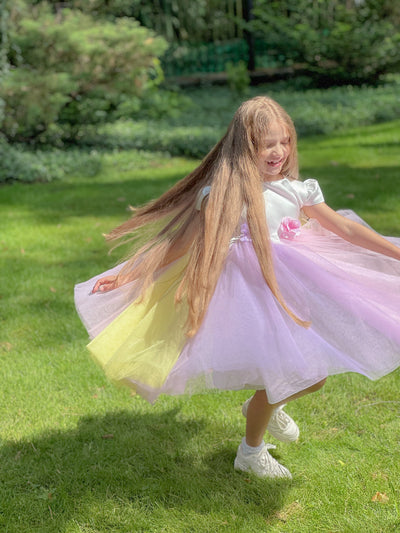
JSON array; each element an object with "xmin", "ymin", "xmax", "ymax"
[{"xmin": 272, "ymin": 145, "xmax": 283, "ymax": 157}]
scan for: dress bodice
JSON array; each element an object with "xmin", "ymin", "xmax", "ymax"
[
  {"xmin": 196, "ymin": 178, "xmax": 324, "ymax": 242},
  {"xmin": 262, "ymin": 178, "xmax": 324, "ymax": 240}
]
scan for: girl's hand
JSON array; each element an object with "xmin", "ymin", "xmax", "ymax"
[{"xmin": 92, "ymin": 275, "xmax": 118, "ymax": 293}]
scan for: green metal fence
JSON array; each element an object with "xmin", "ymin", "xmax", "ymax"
[
  {"xmin": 161, "ymin": 39, "xmax": 286, "ymax": 78},
  {"xmin": 161, "ymin": 39, "xmax": 248, "ymax": 77},
  {"xmin": 135, "ymin": 1, "xmax": 286, "ymax": 78}
]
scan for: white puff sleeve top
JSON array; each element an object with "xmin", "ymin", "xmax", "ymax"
[
  {"xmin": 196, "ymin": 178, "xmax": 325, "ymax": 242},
  {"xmin": 262, "ymin": 178, "xmax": 324, "ymax": 240}
]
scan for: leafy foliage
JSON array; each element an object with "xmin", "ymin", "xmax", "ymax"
[
  {"xmin": 1, "ymin": 69, "xmax": 75, "ymax": 141},
  {"xmin": 47, "ymin": 0, "xmax": 244, "ymax": 43},
  {"xmin": 250, "ymin": 0, "xmax": 400, "ymax": 84},
  {"xmin": 226, "ymin": 60, "xmax": 251, "ymax": 95},
  {"xmin": 81, "ymin": 77, "xmax": 400, "ymax": 158},
  {"xmin": 3, "ymin": 79, "xmax": 400, "ymax": 183},
  {"xmin": 39, "ymin": 0, "xmax": 400, "ymax": 84},
  {"xmin": 0, "ymin": 137, "xmax": 101, "ymax": 182},
  {"xmin": 0, "ymin": 1, "xmax": 167, "ymax": 143}
]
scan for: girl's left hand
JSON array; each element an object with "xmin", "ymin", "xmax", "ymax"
[{"xmin": 92, "ymin": 275, "xmax": 118, "ymax": 293}]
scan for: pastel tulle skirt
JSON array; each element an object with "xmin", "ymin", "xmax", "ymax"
[{"xmin": 74, "ymin": 211, "xmax": 400, "ymax": 403}]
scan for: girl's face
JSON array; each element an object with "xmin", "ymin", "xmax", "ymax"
[{"xmin": 256, "ymin": 121, "xmax": 290, "ymax": 182}]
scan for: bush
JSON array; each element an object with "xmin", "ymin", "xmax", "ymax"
[
  {"xmin": 226, "ymin": 60, "xmax": 251, "ymax": 96},
  {"xmin": 3, "ymin": 79, "xmax": 400, "ymax": 184},
  {"xmin": 115, "ymin": 87, "xmax": 192, "ymax": 121},
  {"xmin": 81, "ymin": 120, "xmax": 220, "ymax": 159},
  {"xmin": 0, "ymin": 69, "xmax": 75, "ymax": 141},
  {"xmin": 0, "ymin": 138, "xmax": 101, "ymax": 183},
  {"xmin": 79, "ymin": 78, "xmax": 400, "ymax": 158},
  {"xmin": 0, "ymin": 2, "xmax": 167, "ymax": 143}
]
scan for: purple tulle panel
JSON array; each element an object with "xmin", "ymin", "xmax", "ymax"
[{"xmin": 159, "ymin": 224, "xmax": 400, "ymax": 403}]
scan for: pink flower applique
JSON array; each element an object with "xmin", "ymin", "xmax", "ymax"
[{"xmin": 278, "ymin": 217, "xmax": 301, "ymax": 240}]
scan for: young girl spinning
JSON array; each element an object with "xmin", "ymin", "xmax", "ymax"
[{"xmin": 75, "ymin": 96, "xmax": 400, "ymax": 479}]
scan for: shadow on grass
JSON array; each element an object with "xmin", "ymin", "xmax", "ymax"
[
  {"xmin": 0, "ymin": 169, "xmax": 187, "ymax": 223},
  {"xmin": 1, "ymin": 162, "xmax": 400, "ymax": 224},
  {"xmin": 0, "ymin": 409, "xmax": 291, "ymax": 531}
]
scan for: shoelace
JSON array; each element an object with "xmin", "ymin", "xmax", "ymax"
[
  {"xmin": 258, "ymin": 444, "xmax": 277, "ymax": 467},
  {"xmin": 271, "ymin": 408, "xmax": 291, "ymax": 429},
  {"xmin": 259, "ymin": 444, "xmax": 289, "ymax": 475}
]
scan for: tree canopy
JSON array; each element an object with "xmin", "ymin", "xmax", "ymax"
[
  {"xmin": 1, "ymin": 0, "xmax": 400, "ymax": 145},
  {"xmin": 0, "ymin": 1, "xmax": 167, "ymax": 143},
  {"xmin": 250, "ymin": 0, "xmax": 400, "ymax": 83}
]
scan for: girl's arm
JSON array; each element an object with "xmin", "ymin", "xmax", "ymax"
[{"xmin": 303, "ymin": 202, "xmax": 400, "ymax": 261}]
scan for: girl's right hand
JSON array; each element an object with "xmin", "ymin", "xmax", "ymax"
[{"xmin": 92, "ymin": 275, "xmax": 118, "ymax": 294}]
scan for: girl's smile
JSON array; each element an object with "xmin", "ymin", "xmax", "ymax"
[{"xmin": 267, "ymin": 157, "xmax": 285, "ymax": 168}]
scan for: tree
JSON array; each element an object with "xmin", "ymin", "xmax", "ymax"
[
  {"xmin": 250, "ymin": 0, "xmax": 400, "ymax": 84},
  {"xmin": 0, "ymin": 1, "xmax": 167, "ymax": 143}
]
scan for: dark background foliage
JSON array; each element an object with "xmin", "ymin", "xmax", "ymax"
[{"xmin": 1, "ymin": 0, "xmax": 400, "ymax": 182}]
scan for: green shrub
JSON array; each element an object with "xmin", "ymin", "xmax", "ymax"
[
  {"xmin": 82, "ymin": 120, "xmax": 220, "ymax": 159},
  {"xmin": 5, "ymin": 80, "xmax": 399, "ymax": 184},
  {"xmin": 0, "ymin": 2, "xmax": 167, "ymax": 143},
  {"xmin": 80, "ymin": 78, "xmax": 400, "ymax": 158},
  {"xmin": 225, "ymin": 61, "xmax": 250, "ymax": 96},
  {"xmin": 0, "ymin": 69, "xmax": 76, "ymax": 141},
  {"xmin": 116, "ymin": 87, "xmax": 192, "ymax": 121},
  {"xmin": 0, "ymin": 138, "xmax": 101, "ymax": 183}
]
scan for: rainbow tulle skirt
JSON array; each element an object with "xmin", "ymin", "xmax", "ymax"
[{"xmin": 75, "ymin": 211, "xmax": 400, "ymax": 403}]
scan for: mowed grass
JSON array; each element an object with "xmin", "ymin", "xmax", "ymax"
[{"xmin": 0, "ymin": 121, "xmax": 400, "ymax": 532}]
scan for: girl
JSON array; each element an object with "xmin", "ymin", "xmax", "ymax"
[{"xmin": 75, "ymin": 96, "xmax": 400, "ymax": 479}]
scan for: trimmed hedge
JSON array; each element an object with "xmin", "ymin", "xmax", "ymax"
[
  {"xmin": 82, "ymin": 77, "xmax": 400, "ymax": 157},
  {"xmin": 0, "ymin": 140, "xmax": 101, "ymax": 183},
  {"xmin": 3, "ymin": 77, "xmax": 400, "ymax": 183}
]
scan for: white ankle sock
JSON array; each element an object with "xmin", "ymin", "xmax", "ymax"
[{"xmin": 241, "ymin": 437, "xmax": 264, "ymax": 455}]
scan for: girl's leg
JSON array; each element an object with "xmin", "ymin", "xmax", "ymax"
[
  {"xmin": 246, "ymin": 379, "xmax": 327, "ymax": 446},
  {"xmin": 234, "ymin": 379, "xmax": 327, "ymax": 478}
]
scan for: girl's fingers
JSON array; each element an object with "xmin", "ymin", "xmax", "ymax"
[
  {"xmin": 92, "ymin": 280, "xmax": 106, "ymax": 293},
  {"xmin": 92, "ymin": 276, "xmax": 117, "ymax": 293}
]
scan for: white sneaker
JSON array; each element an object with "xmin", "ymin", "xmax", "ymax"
[
  {"xmin": 242, "ymin": 398, "xmax": 299, "ymax": 442},
  {"xmin": 234, "ymin": 442, "xmax": 292, "ymax": 479}
]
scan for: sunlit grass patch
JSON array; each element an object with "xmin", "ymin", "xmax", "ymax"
[{"xmin": 0, "ymin": 120, "xmax": 399, "ymax": 532}]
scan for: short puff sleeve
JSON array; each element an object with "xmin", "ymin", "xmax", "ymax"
[{"xmin": 301, "ymin": 179, "xmax": 324, "ymax": 206}]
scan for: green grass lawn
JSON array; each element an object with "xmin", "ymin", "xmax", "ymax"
[{"xmin": 0, "ymin": 121, "xmax": 400, "ymax": 532}]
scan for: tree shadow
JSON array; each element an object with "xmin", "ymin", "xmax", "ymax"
[
  {"xmin": 0, "ymin": 172, "xmax": 186, "ymax": 224},
  {"xmin": 2, "ymin": 162, "xmax": 399, "ymax": 221},
  {"xmin": 0, "ymin": 409, "xmax": 291, "ymax": 531}
]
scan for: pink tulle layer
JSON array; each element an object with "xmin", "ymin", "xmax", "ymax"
[{"xmin": 75, "ymin": 211, "xmax": 400, "ymax": 403}]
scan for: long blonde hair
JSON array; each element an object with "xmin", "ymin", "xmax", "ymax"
[{"xmin": 107, "ymin": 96, "xmax": 305, "ymax": 336}]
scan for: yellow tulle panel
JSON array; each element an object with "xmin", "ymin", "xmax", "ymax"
[{"xmin": 87, "ymin": 256, "xmax": 189, "ymax": 391}]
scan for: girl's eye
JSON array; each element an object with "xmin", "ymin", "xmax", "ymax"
[{"xmin": 261, "ymin": 138, "xmax": 289, "ymax": 149}]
